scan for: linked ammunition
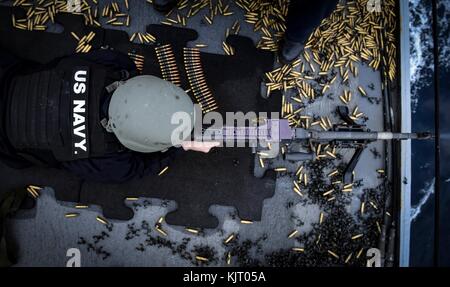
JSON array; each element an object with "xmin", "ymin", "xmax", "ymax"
[
  {"xmin": 156, "ymin": 44, "xmax": 181, "ymax": 86},
  {"xmin": 183, "ymin": 48, "xmax": 218, "ymax": 113}
]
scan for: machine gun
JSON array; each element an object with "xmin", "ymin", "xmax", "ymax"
[
  {"xmin": 199, "ymin": 106, "xmax": 432, "ymax": 184},
  {"xmin": 261, "ymin": 106, "xmax": 431, "ymax": 183}
]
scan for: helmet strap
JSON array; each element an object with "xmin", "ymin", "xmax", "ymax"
[
  {"xmin": 105, "ymin": 80, "xmax": 125, "ymax": 94},
  {"xmin": 100, "ymin": 118, "xmax": 114, "ymax": 133}
]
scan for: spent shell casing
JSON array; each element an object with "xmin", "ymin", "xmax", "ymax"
[
  {"xmin": 351, "ymin": 234, "xmax": 363, "ymax": 240},
  {"xmin": 293, "ymin": 187, "xmax": 303, "ymax": 197},
  {"xmin": 158, "ymin": 166, "xmax": 169, "ymax": 176},
  {"xmin": 27, "ymin": 187, "xmax": 39, "ymax": 198},
  {"xmin": 195, "ymin": 256, "xmax": 208, "ymax": 262},
  {"xmin": 240, "ymin": 220, "xmax": 253, "ymax": 224},
  {"xmin": 345, "ymin": 253, "xmax": 353, "ymax": 263},
  {"xmin": 96, "ymin": 216, "xmax": 108, "ymax": 225},
  {"xmin": 323, "ymin": 189, "xmax": 334, "ymax": 196},
  {"xmin": 356, "ymin": 248, "xmax": 364, "ymax": 258},
  {"xmin": 224, "ymin": 234, "xmax": 235, "ymax": 244},
  {"xmin": 156, "ymin": 226, "xmax": 168, "ymax": 236},
  {"xmin": 65, "ymin": 213, "xmax": 79, "ymax": 218},
  {"xmin": 185, "ymin": 228, "xmax": 199, "ymax": 234},
  {"xmin": 258, "ymin": 157, "xmax": 265, "ymax": 168},
  {"xmin": 288, "ymin": 230, "xmax": 298, "ymax": 238},
  {"xmin": 328, "ymin": 250, "xmax": 339, "ymax": 259}
]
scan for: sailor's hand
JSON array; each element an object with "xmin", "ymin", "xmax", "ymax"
[{"xmin": 181, "ymin": 141, "xmax": 220, "ymax": 153}]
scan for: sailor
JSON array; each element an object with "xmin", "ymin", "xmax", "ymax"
[
  {"xmin": 0, "ymin": 48, "xmax": 217, "ymax": 183},
  {"xmin": 279, "ymin": 0, "xmax": 340, "ymax": 63}
]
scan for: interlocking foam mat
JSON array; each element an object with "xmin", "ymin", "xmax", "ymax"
[{"xmin": 0, "ymin": 6, "xmax": 279, "ymax": 228}]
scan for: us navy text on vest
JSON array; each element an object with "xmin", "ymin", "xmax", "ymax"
[{"xmin": 71, "ymin": 67, "xmax": 90, "ymax": 157}]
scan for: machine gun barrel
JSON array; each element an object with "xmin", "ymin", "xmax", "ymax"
[
  {"xmin": 197, "ymin": 119, "xmax": 432, "ymax": 143},
  {"xmin": 295, "ymin": 129, "xmax": 432, "ymax": 142}
]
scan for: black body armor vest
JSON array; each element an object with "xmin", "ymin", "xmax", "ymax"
[{"xmin": 4, "ymin": 57, "xmax": 122, "ymax": 164}]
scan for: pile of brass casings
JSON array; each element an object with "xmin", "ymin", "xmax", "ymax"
[{"xmin": 235, "ymin": 0, "xmax": 288, "ymax": 52}]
